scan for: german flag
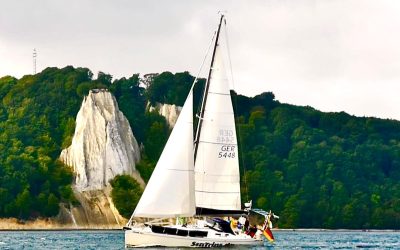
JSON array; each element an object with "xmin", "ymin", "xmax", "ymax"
[{"xmin": 263, "ymin": 227, "xmax": 274, "ymax": 242}]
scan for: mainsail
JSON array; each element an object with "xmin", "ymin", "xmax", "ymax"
[
  {"xmin": 194, "ymin": 34, "xmax": 241, "ymax": 211},
  {"xmin": 133, "ymin": 90, "xmax": 195, "ymax": 218}
]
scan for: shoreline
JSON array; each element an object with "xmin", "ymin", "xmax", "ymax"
[
  {"xmin": 1, "ymin": 218, "xmax": 398, "ymax": 232},
  {"xmin": 0, "ymin": 218, "xmax": 122, "ymax": 231}
]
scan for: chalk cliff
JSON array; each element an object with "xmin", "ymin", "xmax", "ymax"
[
  {"xmin": 57, "ymin": 187, "xmax": 127, "ymax": 228},
  {"xmin": 59, "ymin": 89, "xmax": 143, "ymax": 227},
  {"xmin": 60, "ymin": 89, "xmax": 142, "ymax": 191},
  {"xmin": 149, "ymin": 103, "xmax": 182, "ymax": 128}
]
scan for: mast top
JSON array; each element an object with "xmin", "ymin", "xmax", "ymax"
[{"xmin": 218, "ymin": 10, "xmax": 227, "ymax": 17}]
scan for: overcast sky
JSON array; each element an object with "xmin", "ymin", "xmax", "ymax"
[{"xmin": 1, "ymin": 0, "xmax": 400, "ymax": 120}]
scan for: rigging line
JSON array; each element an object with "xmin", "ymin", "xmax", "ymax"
[
  {"xmin": 191, "ymin": 31, "xmax": 217, "ymax": 90},
  {"xmin": 192, "ymin": 30, "xmax": 217, "ymax": 154},
  {"xmin": 224, "ymin": 18, "xmax": 250, "ymax": 203}
]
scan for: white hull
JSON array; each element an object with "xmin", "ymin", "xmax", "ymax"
[{"xmin": 125, "ymin": 227, "xmax": 264, "ymax": 248}]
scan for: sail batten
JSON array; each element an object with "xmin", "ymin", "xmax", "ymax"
[
  {"xmin": 195, "ymin": 191, "xmax": 240, "ymax": 194},
  {"xmin": 207, "ymin": 92, "xmax": 231, "ymax": 96},
  {"xmin": 198, "ymin": 141, "xmax": 235, "ymax": 146}
]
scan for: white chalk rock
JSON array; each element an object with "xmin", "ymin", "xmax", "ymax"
[
  {"xmin": 60, "ymin": 89, "xmax": 141, "ymax": 191},
  {"xmin": 149, "ymin": 103, "xmax": 182, "ymax": 128}
]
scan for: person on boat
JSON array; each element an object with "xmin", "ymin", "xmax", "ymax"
[
  {"xmin": 244, "ymin": 217, "xmax": 250, "ymax": 232},
  {"xmin": 247, "ymin": 225, "xmax": 258, "ymax": 238},
  {"xmin": 237, "ymin": 215, "xmax": 244, "ymax": 231},
  {"xmin": 177, "ymin": 216, "xmax": 187, "ymax": 227},
  {"xmin": 237, "ymin": 215, "xmax": 249, "ymax": 233}
]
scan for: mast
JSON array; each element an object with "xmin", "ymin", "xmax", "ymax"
[{"xmin": 194, "ymin": 14, "xmax": 224, "ymax": 160}]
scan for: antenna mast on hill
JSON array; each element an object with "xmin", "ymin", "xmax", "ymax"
[{"xmin": 33, "ymin": 48, "xmax": 37, "ymax": 74}]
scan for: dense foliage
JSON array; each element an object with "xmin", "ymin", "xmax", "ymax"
[
  {"xmin": 0, "ymin": 67, "xmax": 89, "ymax": 218},
  {"xmin": 232, "ymin": 92, "xmax": 400, "ymax": 229},
  {"xmin": 146, "ymin": 71, "xmax": 205, "ymax": 107},
  {"xmin": 1, "ymin": 67, "xmax": 400, "ymax": 229},
  {"xmin": 0, "ymin": 67, "xmax": 166, "ymax": 219},
  {"xmin": 110, "ymin": 175, "xmax": 143, "ymax": 218}
]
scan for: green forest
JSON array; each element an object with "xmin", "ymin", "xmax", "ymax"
[{"xmin": 0, "ymin": 66, "xmax": 399, "ymax": 229}]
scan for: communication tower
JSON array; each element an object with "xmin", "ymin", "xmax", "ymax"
[{"xmin": 33, "ymin": 48, "xmax": 37, "ymax": 74}]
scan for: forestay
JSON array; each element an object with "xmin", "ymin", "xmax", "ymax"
[
  {"xmin": 133, "ymin": 90, "xmax": 195, "ymax": 218},
  {"xmin": 194, "ymin": 41, "xmax": 241, "ymax": 211}
]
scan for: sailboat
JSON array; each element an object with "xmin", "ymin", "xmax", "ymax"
[{"xmin": 124, "ymin": 14, "xmax": 278, "ymax": 248}]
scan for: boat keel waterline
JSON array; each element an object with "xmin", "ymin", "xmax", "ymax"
[{"xmin": 124, "ymin": 225, "xmax": 264, "ymax": 248}]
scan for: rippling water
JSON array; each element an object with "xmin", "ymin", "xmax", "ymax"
[{"xmin": 0, "ymin": 230, "xmax": 399, "ymax": 249}]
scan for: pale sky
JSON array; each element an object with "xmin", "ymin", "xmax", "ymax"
[{"xmin": 1, "ymin": 0, "xmax": 400, "ymax": 120}]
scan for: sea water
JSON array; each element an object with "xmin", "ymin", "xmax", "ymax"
[{"xmin": 0, "ymin": 230, "xmax": 399, "ymax": 249}]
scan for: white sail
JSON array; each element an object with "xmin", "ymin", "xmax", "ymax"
[
  {"xmin": 194, "ymin": 43, "xmax": 241, "ymax": 211},
  {"xmin": 133, "ymin": 90, "xmax": 195, "ymax": 218}
]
